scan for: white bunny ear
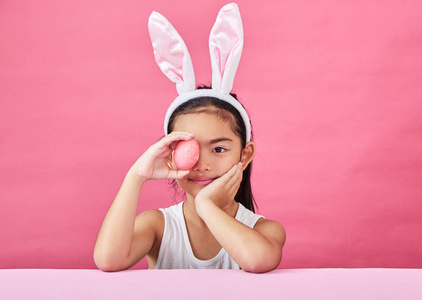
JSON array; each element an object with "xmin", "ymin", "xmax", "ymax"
[
  {"xmin": 148, "ymin": 12, "xmax": 195, "ymax": 95},
  {"xmin": 209, "ymin": 3, "xmax": 243, "ymax": 94}
]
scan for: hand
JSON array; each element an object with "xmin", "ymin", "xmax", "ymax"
[
  {"xmin": 131, "ymin": 132, "xmax": 194, "ymax": 183},
  {"xmin": 195, "ymin": 162, "xmax": 243, "ymax": 212}
]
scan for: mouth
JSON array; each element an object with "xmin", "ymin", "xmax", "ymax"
[{"xmin": 189, "ymin": 177, "xmax": 215, "ymax": 186}]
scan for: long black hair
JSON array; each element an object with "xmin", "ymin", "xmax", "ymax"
[{"xmin": 167, "ymin": 85, "xmax": 257, "ymax": 212}]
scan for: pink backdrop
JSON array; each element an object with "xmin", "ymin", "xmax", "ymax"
[{"xmin": 1, "ymin": 0, "xmax": 421, "ymax": 269}]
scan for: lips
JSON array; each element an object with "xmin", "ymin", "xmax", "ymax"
[{"xmin": 190, "ymin": 177, "xmax": 215, "ymax": 185}]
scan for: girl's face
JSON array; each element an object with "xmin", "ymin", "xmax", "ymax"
[{"xmin": 172, "ymin": 112, "xmax": 243, "ymax": 200}]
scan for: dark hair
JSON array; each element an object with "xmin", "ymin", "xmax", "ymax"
[{"xmin": 168, "ymin": 85, "xmax": 257, "ymax": 212}]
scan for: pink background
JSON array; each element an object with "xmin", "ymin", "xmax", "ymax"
[{"xmin": 1, "ymin": 0, "xmax": 421, "ymax": 269}]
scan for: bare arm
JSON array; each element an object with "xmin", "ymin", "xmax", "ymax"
[
  {"xmin": 93, "ymin": 169, "xmax": 153, "ymax": 271},
  {"xmin": 93, "ymin": 132, "xmax": 194, "ymax": 271},
  {"xmin": 195, "ymin": 163, "xmax": 286, "ymax": 273}
]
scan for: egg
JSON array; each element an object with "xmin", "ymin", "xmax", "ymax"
[{"xmin": 173, "ymin": 139, "xmax": 200, "ymax": 170}]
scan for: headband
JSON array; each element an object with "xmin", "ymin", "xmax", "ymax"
[{"xmin": 148, "ymin": 3, "xmax": 251, "ymax": 142}]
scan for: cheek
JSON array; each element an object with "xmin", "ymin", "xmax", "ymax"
[{"xmin": 214, "ymin": 155, "xmax": 241, "ymax": 174}]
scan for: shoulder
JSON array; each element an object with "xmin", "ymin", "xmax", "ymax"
[
  {"xmin": 137, "ymin": 208, "xmax": 164, "ymax": 220},
  {"xmin": 135, "ymin": 209, "xmax": 164, "ymax": 235},
  {"xmin": 135, "ymin": 202, "xmax": 183, "ymax": 232},
  {"xmin": 254, "ymin": 218, "xmax": 286, "ymax": 248}
]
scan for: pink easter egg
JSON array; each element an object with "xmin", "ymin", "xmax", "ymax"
[{"xmin": 174, "ymin": 139, "xmax": 200, "ymax": 170}]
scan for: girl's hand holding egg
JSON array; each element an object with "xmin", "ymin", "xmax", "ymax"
[{"xmin": 130, "ymin": 132, "xmax": 194, "ymax": 182}]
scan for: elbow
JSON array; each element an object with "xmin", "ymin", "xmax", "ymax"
[
  {"xmin": 240, "ymin": 248, "xmax": 283, "ymax": 273},
  {"xmin": 242, "ymin": 222, "xmax": 286, "ymax": 273},
  {"xmin": 95, "ymin": 263, "xmax": 117, "ymax": 273},
  {"xmin": 93, "ymin": 253, "xmax": 113, "ymax": 272},
  {"xmin": 93, "ymin": 250, "xmax": 126, "ymax": 272},
  {"xmin": 94, "ymin": 259, "xmax": 118, "ymax": 272},
  {"xmin": 97, "ymin": 266, "xmax": 122, "ymax": 273},
  {"xmin": 94, "ymin": 259, "xmax": 123, "ymax": 273},
  {"xmin": 241, "ymin": 257, "xmax": 281, "ymax": 274}
]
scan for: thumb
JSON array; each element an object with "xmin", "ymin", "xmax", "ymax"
[{"xmin": 168, "ymin": 170, "xmax": 190, "ymax": 179}]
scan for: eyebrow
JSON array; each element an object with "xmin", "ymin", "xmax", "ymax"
[{"xmin": 209, "ymin": 137, "xmax": 233, "ymax": 144}]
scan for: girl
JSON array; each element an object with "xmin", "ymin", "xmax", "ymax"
[{"xmin": 94, "ymin": 4, "xmax": 286, "ymax": 273}]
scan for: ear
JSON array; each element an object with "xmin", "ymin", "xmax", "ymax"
[
  {"xmin": 209, "ymin": 3, "xmax": 243, "ymax": 94},
  {"xmin": 240, "ymin": 142, "xmax": 255, "ymax": 170},
  {"xmin": 148, "ymin": 12, "xmax": 196, "ymax": 95}
]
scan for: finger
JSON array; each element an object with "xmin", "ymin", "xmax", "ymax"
[
  {"xmin": 217, "ymin": 170, "xmax": 241, "ymax": 199},
  {"xmin": 149, "ymin": 132, "xmax": 194, "ymax": 157},
  {"xmin": 233, "ymin": 165, "xmax": 243, "ymax": 188},
  {"xmin": 227, "ymin": 164, "xmax": 243, "ymax": 189},
  {"xmin": 216, "ymin": 163, "xmax": 241, "ymax": 188},
  {"xmin": 164, "ymin": 132, "xmax": 194, "ymax": 145},
  {"xmin": 213, "ymin": 164, "xmax": 236, "ymax": 186},
  {"xmin": 161, "ymin": 132, "xmax": 195, "ymax": 151}
]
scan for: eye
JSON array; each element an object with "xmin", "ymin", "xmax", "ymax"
[{"xmin": 213, "ymin": 147, "xmax": 227, "ymax": 153}]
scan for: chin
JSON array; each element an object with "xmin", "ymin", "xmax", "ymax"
[{"xmin": 184, "ymin": 185, "xmax": 205, "ymax": 200}]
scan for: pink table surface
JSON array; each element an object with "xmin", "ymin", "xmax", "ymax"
[{"xmin": 0, "ymin": 268, "xmax": 421, "ymax": 299}]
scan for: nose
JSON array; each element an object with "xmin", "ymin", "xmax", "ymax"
[{"xmin": 193, "ymin": 150, "xmax": 211, "ymax": 173}]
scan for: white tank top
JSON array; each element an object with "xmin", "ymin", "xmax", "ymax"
[{"xmin": 154, "ymin": 201, "xmax": 264, "ymax": 269}]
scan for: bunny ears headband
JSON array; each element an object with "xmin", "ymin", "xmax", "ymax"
[{"xmin": 148, "ymin": 3, "xmax": 251, "ymax": 142}]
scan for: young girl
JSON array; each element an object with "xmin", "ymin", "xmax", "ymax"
[{"xmin": 94, "ymin": 3, "xmax": 285, "ymax": 273}]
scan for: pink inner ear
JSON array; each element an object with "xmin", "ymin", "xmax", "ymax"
[
  {"xmin": 210, "ymin": 27, "xmax": 241, "ymax": 79},
  {"xmin": 150, "ymin": 21, "xmax": 185, "ymax": 84},
  {"xmin": 149, "ymin": 11, "xmax": 196, "ymax": 94},
  {"xmin": 209, "ymin": 4, "xmax": 243, "ymax": 88},
  {"xmin": 155, "ymin": 46, "xmax": 185, "ymax": 83}
]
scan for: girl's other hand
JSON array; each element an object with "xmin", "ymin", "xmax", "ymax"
[
  {"xmin": 131, "ymin": 132, "xmax": 194, "ymax": 183},
  {"xmin": 195, "ymin": 162, "xmax": 243, "ymax": 211}
]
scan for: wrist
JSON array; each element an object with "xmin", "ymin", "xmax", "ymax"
[
  {"xmin": 127, "ymin": 167, "xmax": 148, "ymax": 186},
  {"xmin": 195, "ymin": 196, "xmax": 216, "ymax": 219}
]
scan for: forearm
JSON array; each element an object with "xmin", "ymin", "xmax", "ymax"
[
  {"xmin": 196, "ymin": 200, "xmax": 280, "ymax": 273},
  {"xmin": 94, "ymin": 168, "xmax": 145, "ymax": 269}
]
